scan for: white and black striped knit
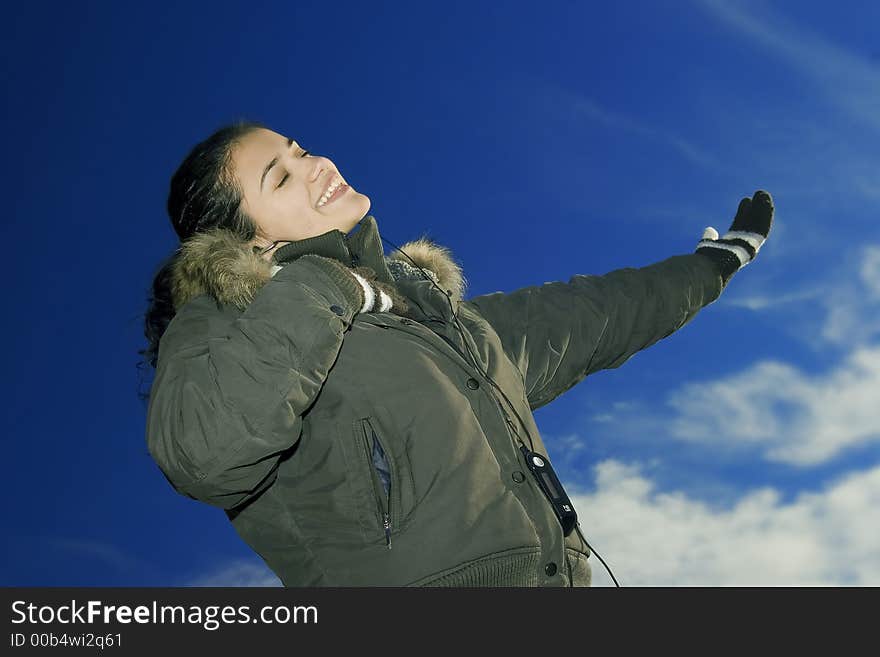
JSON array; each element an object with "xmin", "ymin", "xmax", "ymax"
[
  {"xmin": 694, "ymin": 190, "xmax": 773, "ymax": 287},
  {"xmin": 349, "ymin": 269, "xmax": 393, "ymax": 313}
]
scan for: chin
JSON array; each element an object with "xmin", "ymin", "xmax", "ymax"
[
  {"xmin": 342, "ymin": 193, "xmax": 371, "ymax": 233},
  {"xmin": 354, "ymin": 189, "xmax": 371, "ymax": 216}
]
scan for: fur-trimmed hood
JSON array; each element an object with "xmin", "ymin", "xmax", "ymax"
[{"xmin": 169, "ymin": 215, "xmax": 467, "ymax": 315}]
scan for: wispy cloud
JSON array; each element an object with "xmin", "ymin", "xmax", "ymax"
[
  {"xmin": 725, "ymin": 242, "xmax": 880, "ymax": 350},
  {"xmin": 861, "ymin": 246, "xmax": 880, "ymax": 299},
  {"xmin": 693, "ymin": 0, "xmax": 880, "ymax": 134},
  {"xmin": 568, "ymin": 459, "xmax": 880, "ymax": 586},
  {"xmin": 187, "ymin": 559, "xmax": 282, "ymax": 587},
  {"xmin": 514, "ymin": 70, "xmax": 721, "ymax": 172},
  {"xmin": 815, "ymin": 243, "xmax": 880, "ymax": 348},
  {"xmin": 724, "ymin": 286, "xmax": 826, "ymax": 311},
  {"xmin": 50, "ymin": 538, "xmax": 152, "ymax": 574},
  {"xmin": 563, "ymin": 94, "xmax": 721, "ymax": 169}
]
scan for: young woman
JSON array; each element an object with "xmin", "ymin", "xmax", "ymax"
[{"xmin": 141, "ymin": 120, "xmax": 773, "ymax": 587}]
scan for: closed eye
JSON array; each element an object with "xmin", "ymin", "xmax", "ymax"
[{"xmin": 276, "ymin": 149, "xmax": 311, "ymax": 189}]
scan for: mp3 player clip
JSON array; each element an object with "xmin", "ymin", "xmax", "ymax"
[{"xmin": 519, "ymin": 444, "xmax": 578, "ymax": 536}]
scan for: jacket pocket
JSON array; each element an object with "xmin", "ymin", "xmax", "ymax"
[{"xmin": 357, "ymin": 417, "xmax": 395, "ymax": 549}]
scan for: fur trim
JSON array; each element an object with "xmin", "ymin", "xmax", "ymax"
[
  {"xmin": 387, "ymin": 237, "xmax": 467, "ymax": 301},
  {"xmin": 169, "ymin": 228, "xmax": 467, "ymax": 313},
  {"xmin": 171, "ymin": 229, "xmax": 273, "ymax": 312}
]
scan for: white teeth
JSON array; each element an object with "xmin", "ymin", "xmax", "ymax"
[{"xmin": 317, "ymin": 176, "xmax": 345, "ymax": 207}]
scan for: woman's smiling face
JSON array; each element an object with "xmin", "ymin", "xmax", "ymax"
[{"xmin": 231, "ymin": 128, "xmax": 371, "ymax": 258}]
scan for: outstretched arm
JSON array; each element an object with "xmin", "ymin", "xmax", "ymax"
[{"xmin": 465, "ymin": 191, "xmax": 774, "ymax": 411}]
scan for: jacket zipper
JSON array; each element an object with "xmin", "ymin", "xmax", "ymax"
[{"xmin": 361, "ymin": 420, "xmax": 393, "ymax": 549}]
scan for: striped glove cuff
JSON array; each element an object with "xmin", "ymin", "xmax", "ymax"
[
  {"xmin": 271, "ymin": 260, "xmax": 402, "ymax": 315},
  {"xmin": 696, "ymin": 226, "xmax": 767, "ymax": 283},
  {"xmin": 349, "ymin": 270, "xmax": 393, "ymax": 313},
  {"xmin": 695, "ymin": 190, "xmax": 774, "ymax": 287}
]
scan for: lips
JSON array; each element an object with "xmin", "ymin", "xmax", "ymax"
[
  {"xmin": 316, "ymin": 172, "xmax": 352, "ymax": 209},
  {"xmin": 320, "ymin": 172, "xmax": 339, "ymax": 196},
  {"xmin": 317, "ymin": 172, "xmax": 341, "ymax": 203}
]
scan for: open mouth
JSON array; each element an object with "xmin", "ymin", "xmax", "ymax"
[{"xmin": 317, "ymin": 174, "xmax": 349, "ymax": 208}]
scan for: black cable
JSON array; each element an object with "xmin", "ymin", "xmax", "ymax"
[
  {"xmin": 379, "ymin": 233, "xmax": 621, "ymax": 588},
  {"xmin": 574, "ymin": 523, "xmax": 620, "ymax": 587}
]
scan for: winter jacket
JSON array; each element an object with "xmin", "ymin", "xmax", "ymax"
[{"xmin": 145, "ymin": 214, "xmax": 725, "ymax": 586}]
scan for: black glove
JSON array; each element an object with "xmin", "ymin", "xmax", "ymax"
[{"xmin": 695, "ymin": 190, "xmax": 774, "ymax": 287}]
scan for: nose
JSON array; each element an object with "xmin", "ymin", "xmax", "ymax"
[{"xmin": 307, "ymin": 155, "xmax": 333, "ymax": 183}]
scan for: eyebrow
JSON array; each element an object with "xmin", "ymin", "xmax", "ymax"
[{"xmin": 260, "ymin": 137, "xmax": 294, "ymax": 192}]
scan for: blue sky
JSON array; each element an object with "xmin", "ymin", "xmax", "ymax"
[{"xmin": 3, "ymin": 0, "xmax": 878, "ymax": 586}]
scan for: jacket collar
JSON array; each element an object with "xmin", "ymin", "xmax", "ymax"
[{"xmin": 169, "ymin": 214, "xmax": 466, "ymax": 316}]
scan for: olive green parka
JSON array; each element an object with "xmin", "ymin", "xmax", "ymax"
[{"xmin": 146, "ymin": 215, "xmax": 724, "ymax": 586}]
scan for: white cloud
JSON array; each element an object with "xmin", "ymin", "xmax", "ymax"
[
  {"xmin": 187, "ymin": 559, "xmax": 282, "ymax": 587},
  {"xmin": 666, "ymin": 345, "xmax": 880, "ymax": 466},
  {"xmin": 568, "ymin": 459, "xmax": 880, "ymax": 586}
]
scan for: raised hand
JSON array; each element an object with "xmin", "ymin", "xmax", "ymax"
[{"xmin": 695, "ymin": 190, "xmax": 774, "ymax": 287}]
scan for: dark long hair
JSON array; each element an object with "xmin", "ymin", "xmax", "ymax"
[{"xmin": 137, "ymin": 119, "xmax": 268, "ymax": 399}]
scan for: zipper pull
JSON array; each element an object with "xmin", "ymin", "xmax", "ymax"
[{"xmin": 383, "ymin": 513, "xmax": 392, "ymax": 549}]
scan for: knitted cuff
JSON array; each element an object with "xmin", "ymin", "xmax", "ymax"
[
  {"xmin": 295, "ymin": 254, "xmax": 365, "ymax": 312},
  {"xmin": 349, "ymin": 270, "xmax": 375, "ymax": 313},
  {"xmin": 695, "ymin": 232, "xmax": 765, "ymax": 268},
  {"xmin": 695, "ymin": 248, "xmax": 742, "ymax": 287},
  {"xmin": 350, "ymin": 271, "xmax": 394, "ymax": 312},
  {"xmin": 376, "ymin": 288, "xmax": 393, "ymax": 312},
  {"xmin": 694, "ymin": 225, "xmax": 768, "ymax": 288}
]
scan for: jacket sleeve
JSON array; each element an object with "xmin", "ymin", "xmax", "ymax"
[
  {"xmin": 464, "ymin": 252, "xmax": 724, "ymax": 411},
  {"xmin": 145, "ymin": 255, "xmax": 363, "ymax": 510}
]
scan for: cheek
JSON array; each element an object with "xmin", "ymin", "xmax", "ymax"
[
  {"xmin": 277, "ymin": 191, "xmax": 315, "ymax": 220},
  {"xmin": 292, "ymin": 210, "xmax": 327, "ymax": 241}
]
